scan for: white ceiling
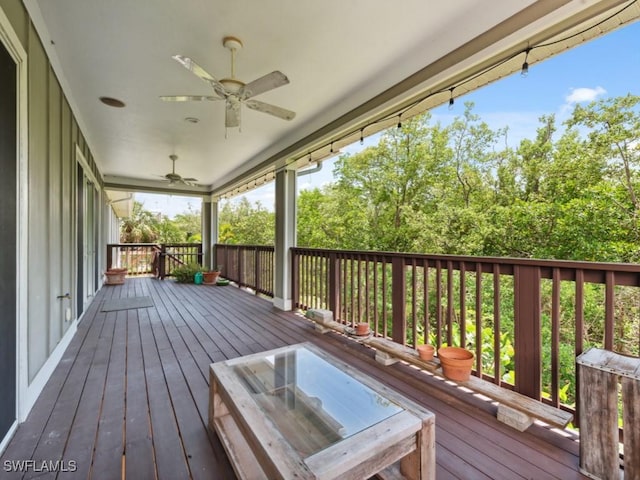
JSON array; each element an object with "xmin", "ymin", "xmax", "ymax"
[{"xmin": 24, "ymin": 0, "xmax": 632, "ymax": 197}]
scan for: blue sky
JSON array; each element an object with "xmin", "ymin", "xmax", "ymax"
[{"xmin": 137, "ymin": 19, "xmax": 640, "ymax": 217}]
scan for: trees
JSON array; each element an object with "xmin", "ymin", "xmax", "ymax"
[
  {"xmin": 218, "ymin": 198, "xmax": 275, "ymax": 245},
  {"xmin": 120, "ymin": 201, "xmax": 160, "ymax": 243},
  {"xmin": 119, "ymin": 201, "xmax": 202, "ymax": 244}
]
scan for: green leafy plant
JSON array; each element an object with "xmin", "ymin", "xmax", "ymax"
[{"xmin": 172, "ymin": 263, "xmax": 204, "ymax": 283}]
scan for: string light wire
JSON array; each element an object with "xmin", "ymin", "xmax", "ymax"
[{"xmin": 220, "ymin": 0, "xmax": 638, "ymax": 198}]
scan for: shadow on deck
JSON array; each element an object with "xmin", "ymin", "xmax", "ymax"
[{"xmin": 1, "ymin": 277, "xmax": 586, "ymax": 479}]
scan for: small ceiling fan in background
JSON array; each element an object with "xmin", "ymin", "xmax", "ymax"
[
  {"xmin": 157, "ymin": 154, "xmax": 198, "ymax": 186},
  {"xmin": 160, "ymin": 36, "xmax": 296, "ymax": 129}
]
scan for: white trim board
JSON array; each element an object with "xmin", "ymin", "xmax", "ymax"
[
  {"xmin": 0, "ymin": 5, "xmax": 30, "ymax": 428},
  {"xmin": 23, "ymin": 320, "xmax": 77, "ymax": 418}
]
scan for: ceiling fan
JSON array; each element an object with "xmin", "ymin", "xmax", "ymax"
[
  {"xmin": 157, "ymin": 154, "xmax": 198, "ymax": 186},
  {"xmin": 160, "ymin": 36, "xmax": 295, "ymax": 129}
]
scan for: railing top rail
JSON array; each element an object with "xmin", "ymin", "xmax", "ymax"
[
  {"xmin": 162, "ymin": 243, "xmax": 203, "ymax": 248},
  {"xmin": 215, "ymin": 243, "xmax": 274, "ymax": 250},
  {"xmin": 290, "ymin": 246, "xmax": 640, "ymax": 274},
  {"xmin": 108, "ymin": 242, "xmax": 203, "ymax": 248},
  {"xmin": 107, "ymin": 243, "xmax": 160, "ymax": 247}
]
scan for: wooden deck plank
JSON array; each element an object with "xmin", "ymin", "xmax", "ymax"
[
  {"xmin": 57, "ymin": 308, "xmax": 118, "ymax": 479},
  {"xmin": 1, "ymin": 278, "xmax": 589, "ymax": 480},
  {"xmin": 137, "ymin": 306, "xmax": 193, "ymax": 480},
  {"xmin": 145, "ymin": 281, "xmax": 232, "ymax": 480},
  {"xmin": 90, "ymin": 309, "xmax": 127, "ymax": 479},
  {"xmin": 123, "ymin": 308, "xmax": 156, "ymax": 480},
  {"xmin": 21, "ymin": 309, "xmax": 117, "ymax": 480}
]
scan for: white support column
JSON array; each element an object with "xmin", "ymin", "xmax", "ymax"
[
  {"xmin": 201, "ymin": 196, "xmax": 218, "ymax": 270},
  {"xmin": 274, "ymin": 167, "xmax": 296, "ymax": 311}
]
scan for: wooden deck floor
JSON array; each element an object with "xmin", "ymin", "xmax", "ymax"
[{"xmin": 1, "ymin": 277, "xmax": 587, "ymax": 479}]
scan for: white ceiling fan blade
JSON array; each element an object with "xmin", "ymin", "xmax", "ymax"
[
  {"xmin": 226, "ymin": 98, "xmax": 241, "ymax": 128},
  {"xmin": 245, "ymin": 99, "xmax": 296, "ymax": 121},
  {"xmin": 182, "ymin": 177, "xmax": 198, "ymax": 182},
  {"xmin": 172, "ymin": 55, "xmax": 228, "ymax": 98},
  {"xmin": 160, "ymin": 95, "xmax": 222, "ymax": 102},
  {"xmin": 240, "ymin": 71, "xmax": 289, "ymax": 99}
]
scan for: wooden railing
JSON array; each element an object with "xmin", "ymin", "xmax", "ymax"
[
  {"xmin": 215, "ymin": 244, "xmax": 275, "ymax": 296},
  {"xmin": 107, "ymin": 243, "xmax": 203, "ymax": 279},
  {"xmin": 106, "ymin": 243, "xmax": 160, "ymax": 276},
  {"xmin": 171, "ymin": 243, "xmax": 640, "ymax": 429},
  {"xmin": 290, "ymin": 247, "xmax": 640, "ymax": 424},
  {"xmin": 160, "ymin": 243, "xmax": 203, "ymax": 279}
]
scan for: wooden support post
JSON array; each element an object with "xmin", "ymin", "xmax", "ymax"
[
  {"xmin": 577, "ymin": 348, "xmax": 640, "ymax": 480},
  {"xmin": 274, "ymin": 167, "xmax": 296, "ymax": 310},
  {"xmin": 514, "ymin": 265, "xmax": 541, "ymax": 399},
  {"xmin": 159, "ymin": 244, "xmax": 166, "ymax": 279},
  {"xmin": 622, "ymin": 376, "xmax": 640, "ymax": 479},
  {"xmin": 578, "ymin": 364, "xmax": 620, "ymax": 479}
]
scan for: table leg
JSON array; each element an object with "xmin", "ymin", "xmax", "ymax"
[{"xmin": 400, "ymin": 415, "xmax": 435, "ymax": 480}]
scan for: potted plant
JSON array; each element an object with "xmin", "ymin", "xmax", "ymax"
[
  {"xmin": 172, "ymin": 263, "xmax": 204, "ymax": 283},
  {"xmin": 355, "ymin": 322, "xmax": 370, "ymax": 336},
  {"xmin": 203, "ymin": 265, "xmax": 222, "ymax": 285},
  {"xmin": 105, "ymin": 268, "xmax": 127, "ymax": 285},
  {"xmin": 416, "ymin": 344, "xmax": 435, "ymax": 361},
  {"xmin": 438, "ymin": 346, "xmax": 474, "ymax": 381}
]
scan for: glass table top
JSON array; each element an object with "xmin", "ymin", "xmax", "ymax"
[{"xmin": 233, "ymin": 344, "xmax": 403, "ymax": 457}]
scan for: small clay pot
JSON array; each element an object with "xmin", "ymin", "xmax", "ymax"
[
  {"xmin": 202, "ymin": 271, "xmax": 220, "ymax": 285},
  {"xmin": 355, "ymin": 323, "xmax": 370, "ymax": 335},
  {"xmin": 416, "ymin": 344, "xmax": 435, "ymax": 361},
  {"xmin": 438, "ymin": 346, "xmax": 474, "ymax": 381}
]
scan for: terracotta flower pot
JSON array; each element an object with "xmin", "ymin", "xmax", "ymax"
[
  {"xmin": 105, "ymin": 269, "xmax": 126, "ymax": 285},
  {"xmin": 416, "ymin": 344, "xmax": 435, "ymax": 361},
  {"xmin": 203, "ymin": 271, "xmax": 220, "ymax": 285},
  {"xmin": 438, "ymin": 346, "xmax": 474, "ymax": 381},
  {"xmin": 355, "ymin": 322, "xmax": 370, "ymax": 335}
]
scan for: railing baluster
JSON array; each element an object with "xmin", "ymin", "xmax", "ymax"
[
  {"xmin": 447, "ymin": 261, "xmax": 454, "ymax": 347},
  {"xmin": 350, "ymin": 257, "xmax": 355, "ymax": 326},
  {"xmin": 475, "ymin": 263, "xmax": 483, "ymax": 378},
  {"xmin": 365, "ymin": 258, "xmax": 370, "ymax": 326},
  {"xmin": 460, "ymin": 262, "xmax": 466, "ymax": 349},
  {"xmin": 423, "ymin": 259, "xmax": 429, "ymax": 345},
  {"xmin": 292, "ymin": 249, "xmax": 300, "ymax": 308},
  {"xmin": 373, "ymin": 255, "xmax": 379, "ymax": 336},
  {"xmin": 435, "ymin": 261, "xmax": 442, "ymax": 348},
  {"xmin": 494, "ymin": 264, "xmax": 501, "ymax": 386},
  {"xmin": 605, "ymin": 271, "xmax": 615, "ymax": 350},
  {"xmin": 551, "ymin": 268, "xmax": 561, "ymax": 407},
  {"xmin": 382, "ymin": 257, "xmax": 387, "ymax": 338},
  {"xmin": 391, "ymin": 256, "xmax": 406, "ymax": 345},
  {"xmin": 357, "ymin": 255, "xmax": 362, "ymax": 322},
  {"xmin": 412, "ymin": 258, "xmax": 417, "ymax": 347}
]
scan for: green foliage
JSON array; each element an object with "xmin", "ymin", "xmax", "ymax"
[
  {"xmin": 293, "ymin": 95, "xmax": 640, "ymax": 410},
  {"xmin": 218, "ymin": 198, "xmax": 274, "ymax": 245},
  {"xmin": 120, "ymin": 201, "xmax": 202, "ymax": 244},
  {"xmin": 120, "ymin": 201, "xmax": 160, "ymax": 243},
  {"xmin": 298, "ymin": 96, "xmax": 640, "ymax": 263},
  {"xmin": 172, "ymin": 263, "xmax": 204, "ymax": 283}
]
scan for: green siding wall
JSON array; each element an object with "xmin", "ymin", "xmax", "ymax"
[{"xmin": 0, "ymin": 0, "xmax": 106, "ymax": 382}]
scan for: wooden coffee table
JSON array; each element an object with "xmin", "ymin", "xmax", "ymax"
[{"xmin": 209, "ymin": 342, "xmax": 435, "ymax": 479}]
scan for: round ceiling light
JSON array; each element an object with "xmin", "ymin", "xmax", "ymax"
[{"xmin": 99, "ymin": 96, "xmax": 126, "ymax": 108}]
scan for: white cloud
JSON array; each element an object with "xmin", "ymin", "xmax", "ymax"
[{"xmin": 564, "ymin": 86, "xmax": 607, "ymax": 104}]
